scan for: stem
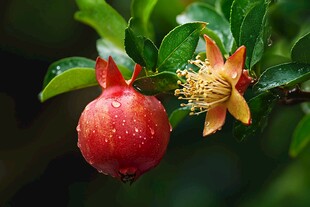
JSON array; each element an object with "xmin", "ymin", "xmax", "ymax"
[{"xmin": 279, "ymin": 87, "xmax": 310, "ymax": 105}]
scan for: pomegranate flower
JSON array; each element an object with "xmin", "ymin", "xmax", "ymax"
[{"xmin": 175, "ymin": 34, "xmax": 252, "ymax": 137}]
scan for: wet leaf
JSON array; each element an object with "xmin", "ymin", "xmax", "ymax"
[
  {"xmin": 219, "ymin": 0, "xmax": 234, "ymax": 21},
  {"xmin": 125, "ymin": 18, "xmax": 158, "ymax": 70},
  {"xmin": 43, "ymin": 57, "xmax": 95, "ymax": 88},
  {"xmin": 157, "ymin": 22, "xmax": 206, "ymax": 72},
  {"xmin": 176, "ymin": 2, "xmax": 233, "ymax": 54},
  {"xmin": 253, "ymin": 63, "xmax": 310, "ymax": 92},
  {"xmin": 291, "ymin": 32, "xmax": 310, "ymax": 64},
  {"xmin": 230, "ymin": 0, "xmax": 261, "ymax": 45},
  {"xmin": 39, "ymin": 68, "xmax": 97, "ymax": 102},
  {"xmin": 289, "ymin": 114, "xmax": 310, "ymax": 157},
  {"xmin": 133, "ymin": 71, "xmax": 180, "ymax": 95},
  {"xmin": 233, "ymin": 91, "xmax": 279, "ymax": 141},
  {"xmin": 239, "ymin": 0, "xmax": 269, "ymax": 68}
]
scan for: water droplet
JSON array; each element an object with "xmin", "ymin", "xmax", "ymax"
[
  {"xmin": 125, "ymin": 130, "xmax": 129, "ymax": 134},
  {"xmin": 111, "ymin": 100, "xmax": 121, "ymax": 108},
  {"xmin": 133, "ymin": 119, "xmax": 136, "ymax": 122},
  {"xmin": 122, "ymin": 120, "xmax": 126, "ymax": 123},
  {"xmin": 112, "ymin": 128, "xmax": 116, "ymax": 133},
  {"xmin": 231, "ymin": 72, "xmax": 238, "ymax": 79},
  {"xmin": 267, "ymin": 37, "xmax": 273, "ymax": 46},
  {"xmin": 142, "ymin": 141, "xmax": 144, "ymax": 145},
  {"xmin": 76, "ymin": 125, "xmax": 81, "ymax": 132},
  {"xmin": 150, "ymin": 127, "xmax": 155, "ymax": 135},
  {"xmin": 104, "ymin": 138, "xmax": 108, "ymax": 142},
  {"xmin": 77, "ymin": 142, "xmax": 81, "ymax": 148},
  {"xmin": 143, "ymin": 137, "xmax": 147, "ymax": 140},
  {"xmin": 118, "ymin": 136, "xmax": 122, "ymax": 139},
  {"xmin": 135, "ymin": 127, "xmax": 139, "ymax": 132},
  {"xmin": 133, "ymin": 133, "xmax": 136, "ymax": 136},
  {"xmin": 115, "ymin": 115, "xmax": 118, "ymax": 118},
  {"xmin": 92, "ymin": 130, "xmax": 96, "ymax": 133}
]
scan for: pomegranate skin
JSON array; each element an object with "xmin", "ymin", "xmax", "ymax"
[{"xmin": 77, "ymin": 56, "xmax": 171, "ymax": 183}]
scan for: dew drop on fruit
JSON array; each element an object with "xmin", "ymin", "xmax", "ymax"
[
  {"xmin": 150, "ymin": 127, "xmax": 155, "ymax": 135},
  {"xmin": 111, "ymin": 100, "xmax": 121, "ymax": 108},
  {"xmin": 76, "ymin": 124, "xmax": 81, "ymax": 132},
  {"xmin": 135, "ymin": 127, "xmax": 139, "ymax": 133},
  {"xmin": 112, "ymin": 128, "xmax": 116, "ymax": 133},
  {"xmin": 104, "ymin": 138, "xmax": 108, "ymax": 142}
]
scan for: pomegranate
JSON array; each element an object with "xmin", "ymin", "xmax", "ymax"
[{"xmin": 77, "ymin": 56, "xmax": 171, "ymax": 183}]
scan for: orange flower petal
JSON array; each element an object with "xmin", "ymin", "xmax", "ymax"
[
  {"xmin": 222, "ymin": 46, "xmax": 246, "ymax": 86},
  {"xmin": 203, "ymin": 104, "xmax": 227, "ymax": 136},
  {"xmin": 204, "ymin": 34, "xmax": 224, "ymax": 69},
  {"xmin": 226, "ymin": 89, "xmax": 251, "ymax": 125}
]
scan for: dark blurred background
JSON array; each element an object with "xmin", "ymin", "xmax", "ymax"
[{"xmin": 1, "ymin": 0, "xmax": 310, "ymax": 206}]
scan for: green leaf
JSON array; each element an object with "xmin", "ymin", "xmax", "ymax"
[
  {"xmin": 230, "ymin": 0, "xmax": 260, "ymax": 45},
  {"xmin": 233, "ymin": 91, "xmax": 279, "ymax": 141},
  {"xmin": 131, "ymin": 0, "xmax": 157, "ymax": 38},
  {"xmin": 124, "ymin": 18, "xmax": 158, "ymax": 70},
  {"xmin": 169, "ymin": 107, "xmax": 191, "ymax": 129},
  {"xmin": 133, "ymin": 71, "xmax": 180, "ymax": 95},
  {"xmin": 289, "ymin": 114, "xmax": 310, "ymax": 157},
  {"xmin": 176, "ymin": 2, "xmax": 233, "ymax": 54},
  {"xmin": 157, "ymin": 22, "xmax": 206, "ymax": 72},
  {"xmin": 74, "ymin": 0, "xmax": 127, "ymax": 49},
  {"xmin": 143, "ymin": 38, "xmax": 158, "ymax": 70},
  {"xmin": 39, "ymin": 68, "xmax": 97, "ymax": 102},
  {"xmin": 43, "ymin": 57, "xmax": 95, "ymax": 88},
  {"xmin": 96, "ymin": 38, "xmax": 134, "ymax": 79},
  {"xmin": 291, "ymin": 32, "xmax": 310, "ymax": 64},
  {"xmin": 239, "ymin": 1, "xmax": 269, "ymax": 68},
  {"xmin": 253, "ymin": 63, "xmax": 310, "ymax": 93},
  {"xmin": 219, "ymin": 0, "xmax": 234, "ymax": 22}
]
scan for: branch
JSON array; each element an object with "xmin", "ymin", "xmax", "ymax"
[{"xmin": 279, "ymin": 87, "xmax": 310, "ymax": 105}]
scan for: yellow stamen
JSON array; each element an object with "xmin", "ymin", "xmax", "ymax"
[{"xmin": 175, "ymin": 58, "xmax": 231, "ymax": 115}]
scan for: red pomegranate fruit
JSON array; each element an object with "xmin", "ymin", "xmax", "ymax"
[{"xmin": 77, "ymin": 56, "xmax": 171, "ymax": 183}]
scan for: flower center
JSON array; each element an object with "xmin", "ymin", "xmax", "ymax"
[{"xmin": 175, "ymin": 58, "xmax": 231, "ymax": 115}]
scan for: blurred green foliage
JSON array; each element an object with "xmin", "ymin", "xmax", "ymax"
[{"xmin": 1, "ymin": 0, "xmax": 310, "ymax": 206}]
